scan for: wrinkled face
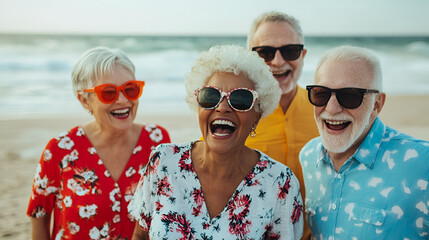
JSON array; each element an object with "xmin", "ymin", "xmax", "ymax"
[
  {"xmin": 314, "ymin": 59, "xmax": 379, "ymax": 156},
  {"xmin": 82, "ymin": 67, "xmax": 138, "ymax": 131},
  {"xmin": 198, "ymin": 72, "xmax": 261, "ymax": 154},
  {"xmin": 251, "ymin": 21, "xmax": 306, "ymax": 95}
]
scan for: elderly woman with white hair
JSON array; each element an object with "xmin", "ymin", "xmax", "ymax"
[
  {"xmin": 26, "ymin": 46, "xmax": 170, "ymax": 239},
  {"xmin": 128, "ymin": 45, "xmax": 303, "ymax": 239}
]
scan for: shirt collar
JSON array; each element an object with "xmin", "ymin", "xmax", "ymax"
[
  {"xmin": 317, "ymin": 117, "xmax": 386, "ymax": 169},
  {"xmin": 353, "ymin": 117, "xmax": 386, "ymax": 168},
  {"xmin": 316, "ymin": 143, "xmax": 328, "ymax": 167}
]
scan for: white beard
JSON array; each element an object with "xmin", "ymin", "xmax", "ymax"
[
  {"xmin": 317, "ymin": 109, "xmax": 372, "ymax": 154},
  {"xmin": 279, "ymin": 79, "xmax": 296, "ymax": 95}
]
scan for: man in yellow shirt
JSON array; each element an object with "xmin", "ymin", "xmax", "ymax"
[{"xmin": 246, "ymin": 11, "xmax": 319, "ymax": 240}]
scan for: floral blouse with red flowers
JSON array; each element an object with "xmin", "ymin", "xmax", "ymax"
[
  {"xmin": 27, "ymin": 124, "xmax": 170, "ymax": 240},
  {"xmin": 128, "ymin": 142, "xmax": 303, "ymax": 240}
]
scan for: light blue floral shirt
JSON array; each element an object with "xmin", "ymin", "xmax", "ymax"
[{"xmin": 299, "ymin": 117, "xmax": 429, "ymax": 240}]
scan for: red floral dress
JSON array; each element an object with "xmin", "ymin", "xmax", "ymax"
[
  {"xmin": 27, "ymin": 124, "xmax": 170, "ymax": 240},
  {"xmin": 128, "ymin": 142, "xmax": 303, "ymax": 240}
]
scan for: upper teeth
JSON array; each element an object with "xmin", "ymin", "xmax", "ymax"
[
  {"xmin": 326, "ymin": 120, "xmax": 346, "ymax": 125},
  {"xmin": 214, "ymin": 133, "xmax": 229, "ymax": 137},
  {"xmin": 212, "ymin": 119, "xmax": 236, "ymax": 127},
  {"xmin": 111, "ymin": 108, "xmax": 129, "ymax": 114}
]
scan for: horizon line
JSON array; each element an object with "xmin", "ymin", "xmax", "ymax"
[{"xmin": 1, "ymin": 32, "xmax": 429, "ymax": 38}]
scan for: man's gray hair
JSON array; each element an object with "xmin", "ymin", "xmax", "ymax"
[
  {"xmin": 315, "ymin": 45, "xmax": 383, "ymax": 91},
  {"xmin": 247, "ymin": 11, "xmax": 304, "ymax": 49},
  {"xmin": 72, "ymin": 46, "xmax": 135, "ymax": 98}
]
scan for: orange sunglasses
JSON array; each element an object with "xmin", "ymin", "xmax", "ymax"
[{"xmin": 83, "ymin": 80, "xmax": 145, "ymax": 104}]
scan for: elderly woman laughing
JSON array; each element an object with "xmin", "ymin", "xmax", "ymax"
[
  {"xmin": 27, "ymin": 47, "xmax": 171, "ymax": 240},
  {"xmin": 129, "ymin": 45, "xmax": 303, "ymax": 240}
]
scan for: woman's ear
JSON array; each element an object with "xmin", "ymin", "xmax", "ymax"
[
  {"xmin": 77, "ymin": 92, "xmax": 92, "ymax": 114},
  {"xmin": 253, "ymin": 112, "xmax": 262, "ymax": 129}
]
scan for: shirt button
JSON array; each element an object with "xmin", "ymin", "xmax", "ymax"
[{"xmin": 332, "ymin": 204, "xmax": 337, "ymax": 210}]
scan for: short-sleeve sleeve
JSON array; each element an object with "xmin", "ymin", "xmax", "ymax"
[
  {"xmin": 128, "ymin": 147, "xmax": 162, "ymax": 231},
  {"xmin": 26, "ymin": 137, "xmax": 62, "ymax": 218},
  {"xmin": 268, "ymin": 169, "xmax": 303, "ymax": 240}
]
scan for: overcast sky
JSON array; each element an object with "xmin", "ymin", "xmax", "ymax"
[{"xmin": 1, "ymin": 0, "xmax": 429, "ymax": 36}]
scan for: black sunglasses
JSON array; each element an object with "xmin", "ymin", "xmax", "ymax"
[
  {"xmin": 252, "ymin": 44, "xmax": 304, "ymax": 61},
  {"xmin": 195, "ymin": 86, "xmax": 259, "ymax": 112},
  {"xmin": 306, "ymin": 85, "xmax": 379, "ymax": 109}
]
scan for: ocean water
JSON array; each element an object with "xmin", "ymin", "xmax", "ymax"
[{"xmin": 1, "ymin": 34, "xmax": 429, "ymax": 119}]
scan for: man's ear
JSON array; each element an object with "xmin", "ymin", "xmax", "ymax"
[
  {"xmin": 373, "ymin": 92, "xmax": 386, "ymax": 116},
  {"xmin": 302, "ymin": 48, "xmax": 307, "ymax": 59}
]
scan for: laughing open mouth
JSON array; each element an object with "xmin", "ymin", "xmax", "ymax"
[
  {"xmin": 325, "ymin": 119, "xmax": 351, "ymax": 130},
  {"xmin": 273, "ymin": 70, "xmax": 292, "ymax": 79},
  {"xmin": 210, "ymin": 119, "xmax": 237, "ymax": 136},
  {"xmin": 110, "ymin": 108, "xmax": 130, "ymax": 118}
]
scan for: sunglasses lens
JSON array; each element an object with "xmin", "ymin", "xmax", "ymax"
[
  {"xmin": 124, "ymin": 82, "xmax": 141, "ymax": 100},
  {"xmin": 337, "ymin": 89, "xmax": 363, "ymax": 109},
  {"xmin": 309, "ymin": 86, "xmax": 365, "ymax": 109},
  {"xmin": 198, "ymin": 87, "xmax": 221, "ymax": 109},
  {"xmin": 255, "ymin": 47, "xmax": 276, "ymax": 61},
  {"xmin": 280, "ymin": 45, "xmax": 303, "ymax": 60},
  {"xmin": 229, "ymin": 89, "xmax": 254, "ymax": 111},
  {"xmin": 309, "ymin": 87, "xmax": 331, "ymax": 106},
  {"xmin": 100, "ymin": 86, "xmax": 118, "ymax": 103}
]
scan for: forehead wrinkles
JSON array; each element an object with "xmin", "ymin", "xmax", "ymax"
[
  {"xmin": 207, "ymin": 72, "xmax": 255, "ymax": 90},
  {"xmin": 316, "ymin": 59, "xmax": 374, "ymax": 87},
  {"xmin": 253, "ymin": 22, "xmax": 301, "ymax": 46}
]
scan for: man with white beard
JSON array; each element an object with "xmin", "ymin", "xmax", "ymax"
[{"xmin": 299, "ymin": 45, "xmax": 429, "ymax": 239}]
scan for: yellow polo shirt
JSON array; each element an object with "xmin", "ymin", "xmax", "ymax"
[{"xmin": 245, "ymin": 86, "xmax": 319, "ymax": 240}]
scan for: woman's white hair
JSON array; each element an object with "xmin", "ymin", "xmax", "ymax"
[
  {"xmin": 185, "ymin": 45, "xmax": 281, "ymax": 118},
  {"xmin": 72, "ymin": 46, "xmax": 135, "ymax": 98}
]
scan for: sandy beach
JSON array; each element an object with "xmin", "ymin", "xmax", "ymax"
[{"xmin": 1, "ymin": 94, "xmax": 428, "ymax": 239}]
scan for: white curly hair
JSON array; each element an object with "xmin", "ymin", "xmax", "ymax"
[{"xmin": 185, "ymin": 45, "xmax": 281, "ymax": 118}]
